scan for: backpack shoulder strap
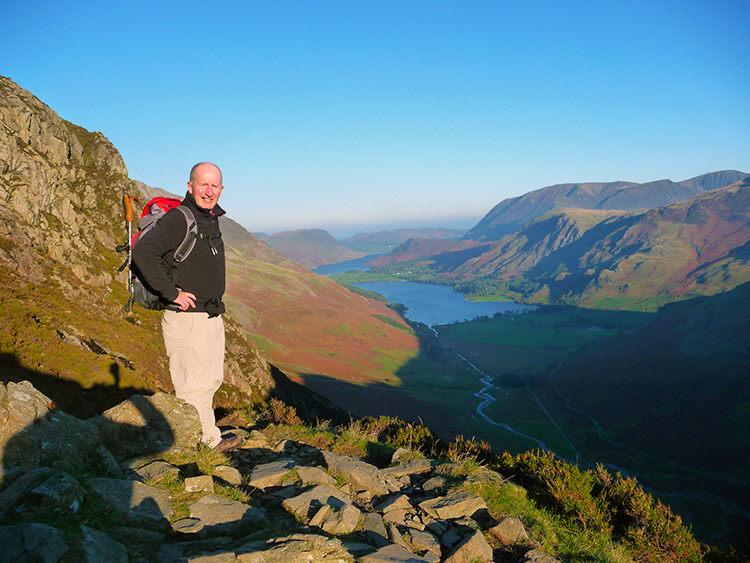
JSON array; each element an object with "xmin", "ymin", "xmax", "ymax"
[{"xmin": 173, "ymin": 206, "xmax": 198, "ymax": 262}]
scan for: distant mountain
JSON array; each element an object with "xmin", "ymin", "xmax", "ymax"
[
  {"xmin": 368, "ymin": 238, "xmax": 487, "ymax": 267},
  {"xmin": 450, "ymin": 180, "xmax": 750, "ymax": 309},
  {"xmin": 264, "ymin": 228, "xmax": 365, "ymax": 268},
  {"xmin": 341, "ymin": 227, "xmax": 465, "ymax": 254},
  {"xmin": 464, "ymin": 171, "xmax": 747, "ymax": 242}
]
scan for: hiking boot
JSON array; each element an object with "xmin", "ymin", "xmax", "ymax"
[{"xmin": 213, "ymin": 434, "xmax": 242, "ymax": 452}]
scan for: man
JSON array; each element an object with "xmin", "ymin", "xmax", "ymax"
[{"xmin": 133, "ymin": 162, "xmax": 241, "ymax": 452}]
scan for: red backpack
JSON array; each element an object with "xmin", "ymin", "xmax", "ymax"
[{"xmin": 117, "ymin": 197, "xmax": 197, "ymax": 311}]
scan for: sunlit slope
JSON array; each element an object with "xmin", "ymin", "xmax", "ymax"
[
  {"xmin": 451, "ymin": 181, "xmax": 750, "ymax": 310},
  {"xmin": 225, "ymin": 248, "xmax": 419, "ymax": 383}
]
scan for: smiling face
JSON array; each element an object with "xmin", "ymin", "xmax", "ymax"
[{"xmin": 188, "ymin": 163, "xmax": 224, "ymax": 210}]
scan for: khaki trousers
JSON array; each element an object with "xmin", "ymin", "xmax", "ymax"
[{"xmin": 162, "ymin": 310, "xmax": 225, "ymax": 447}]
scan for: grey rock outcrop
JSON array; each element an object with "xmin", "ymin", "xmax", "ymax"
[{"xmin": 91, "ymin": 392, "xmax": 202, "ymax": 457}]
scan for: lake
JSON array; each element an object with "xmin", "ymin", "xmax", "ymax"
[{"xmin": 351, "ymin": 281, "xmax": 535, "ymax": 326}]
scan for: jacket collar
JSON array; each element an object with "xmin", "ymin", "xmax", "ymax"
[{"xmin": 183, "ymin": 191, "xmax": 226, "ymax": 218}]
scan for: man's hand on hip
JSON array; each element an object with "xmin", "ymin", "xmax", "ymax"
[{"xmin": 174, "ymin": 290, "xmax": 196, "ymax": 311}]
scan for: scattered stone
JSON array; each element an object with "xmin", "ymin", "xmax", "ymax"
[
  {"xmin": 91, "ymin": 392, "xmax": 202, "ymax": 458},
  {"xmin": 172, "ymin": 517, "xmax": 205, "ymax": 534},
  {"xmin": 376, "ymin": 493, "xmax": 413, "ymax": 513},
  {"xmin": 247, "ymin": 459, "xmax": 298, "ymax": 489},
  {"xmin": 128, "ymin": 460, "xmax": 177, "ymax": 483},
  {"xmin": 439, "ymin": 529, "xmax": 462, "ymax": 549},
  {"xmin": 0, "ymin": 467, "xmax": 55, "ymax": 518},
  {"xmin": 241, "ymin": 430, "xmax": 269, "ymax": 449},
  {"xmin": 214, "ymin": 465, "xmax": 243, "ymax": 486},
  {"xmin": 383, "ymin": 507, "xmax": 411, "ymax": 527},
  {"xmin": 359, "ymin": 543, "xmax": 433, "ymax": 562},
  {"xmin": 235, "ymin": 533, "xmax": 354, "ymax": 562},
  {"xmin": 4, "ymin": 408, "xmax": 101, "ymax": 471},
  {"xmin": 382, "ymin": 458, "xmax": 433, "ymax": 479},
  {"xmin": 361, "ymin": 512, "xmax": 390, "ymax": 547},
  {"xmin": 444, "ymin": 529, "xmax": 493, "ymax": 563},
  {"xmin": 421, "ymin": 476, "xmax": 445, "ymax": 493},
  {"xmin": 318, "ymin": 502, "xmax": 362, "ymax": 535},
  {"xmin": 87, "ymin": 478, "xmax": 173, "ymax": 529},
  {"xmin": 80, "ymin": 524, "xmax": 128, "ymax": 562},
  {"xmin": 186, "ymin": 475, "xmax": 215, "ymax": 493},
  {"xmin": 389, "ymin": 522, "xmax": 410, "ymax": 548},
  {"xmin": 295, "ymin": 465, "xmax": 335, "ymax": 487},
  {"xmin": 322, "ymin": 451, "xmax": 389, "ymax": 496},
  {"xmin": 408, "ymin": 528, "xmax": 441, "ymax": 558},
  {"xmin": 189, "ymin": 495, "xmax": 267, "ymax": 535},
  {"xmin": 391, "ymin": 447, "xmax": 411, "ymax": 463},
  {"xmin": 24, "ymin": 471, "xmax": 86, "ymax": 514},
  {"xmin": 418, "ymin": 489, "xmax": 488, "ymax": 520},
  {"xmin": 489, "ymin": 515, "xmax": 529, "ymax": 545},
  {"xmin": 523, "ymin": 549, "xmax": 562, "ymax": 563},
  {"xmin": 281, "ymin": 484, "xmax": 351, "ymax": 521},
  {"xmin": 0, "ymin": 523, "xmax": 69, "ymax": 562}
]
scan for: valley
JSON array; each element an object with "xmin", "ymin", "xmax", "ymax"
[{"xmin": 295, "ymin": 285, "xmax": 750, "ymax": 551}]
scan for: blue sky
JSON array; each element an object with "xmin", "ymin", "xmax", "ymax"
[{"xmin": 2, "ymin": 1, "xmax": 749, "ymax": 237}]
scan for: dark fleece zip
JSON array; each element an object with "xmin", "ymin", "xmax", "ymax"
[{"xmin": 133, "ymin": 192, "xmax": 226, "ymax": 313}]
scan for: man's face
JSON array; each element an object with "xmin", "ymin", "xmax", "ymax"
[{"xmin": 188, "ymin": 164, "xmax": 224, "ymax": 210}]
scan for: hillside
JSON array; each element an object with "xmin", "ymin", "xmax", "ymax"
[
  {"xmin": 463, "ymin": 172, "xmax": 747, "ymax": 242},
  {"xmin": 423, "ymin": 181, "xmax": 750, "ymax": 310},
  {"xmin": 0, "ymin": 75, "xmax": 418, "ymax": 420},
  {"xmin": 264, "ymin": 228, "xmax": 365, "ymax": 268},
  {"xmin": 341, "ymin": 227, "xmax": 465, "ymax": 254}
]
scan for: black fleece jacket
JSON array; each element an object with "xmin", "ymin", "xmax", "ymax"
[{"xmin": 132, "ymin": 192, "xmax": 226, "ymax": 314}]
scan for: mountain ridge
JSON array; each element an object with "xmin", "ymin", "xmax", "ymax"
[{"xmin": 463, "ymin": 171, "xmax": 747, "ymax": 242}]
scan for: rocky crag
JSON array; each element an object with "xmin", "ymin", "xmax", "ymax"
[{"xmin": 1, "ymin": 380, "xmax": 559, "ymax": 563}]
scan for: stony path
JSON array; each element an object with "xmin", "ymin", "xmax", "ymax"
[{"xmin": 0, "ymin": 382, "xmax": 562, "ymax": 562}]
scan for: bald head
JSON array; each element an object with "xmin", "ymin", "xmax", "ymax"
[{"xmin": 190, "ymin": 162, "xmax": 223, "ymax": 185}]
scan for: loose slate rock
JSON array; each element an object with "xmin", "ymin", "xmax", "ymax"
[
  {"xmin": 189, "ymin": 495, "xmax": 266, "ymax": 534},
  {"xmin": 418, "ymin": 489, "xmax": 488, "ymax": 520},
  {"xmin": 281, "ymin": 484, "xmax": 351, "ymax": 521},
  {"xmin": 322, "ymin": 451, "xmax": 389, "ymax": 496},
  {"xmin": 80, "ymin": 525, "xmax": 128, "ymax": 563},
  {"xmin": 295, "ymin": 465, "xmax": 336, "ymax": 486},
  {"xmin": 0, "ymin": 523, "xmax": 69, "ymax": 562},
  {"xmin": 358, "ymin": 543, "xmax": 433, "ymax": 563},
  {"xmin": 248, "ymin": 459, "xmax": 298, "ymax": 489},
  {"xmin": 490, "ymin": 515, "xmax": 529, "ymax": 545},
  {"xmin": 26, "ymin": 471, "xmax": 86, "ymax": 514},
  {"xmin": 523, "ymin": 549, "xmax": 562, "ymax": 563},
  {"xmin": 214, "ymin": 465, "xmax": 243, "ymax": 486},
  {"xmin": 92, "ymin": 392, "xmax": 202, "ymax": 458},
  {"xmin": 235, "ymin": 533, "xmax": 354, "ymax": 562},
  {"xmin": 444, "ymin": 530, "xmax": 493, "ymax": 563},
  {"xmin": 131, "ymin": 460, "xmax": 180, "ymax": 483},
  {"xmin": 87, "ymin": 478, "xmax": 173, "ymax": 528}
]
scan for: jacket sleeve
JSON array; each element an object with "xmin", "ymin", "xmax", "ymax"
[{"xmin": 132, "ymin": 210, "xmax": 186, "ymax": 303}]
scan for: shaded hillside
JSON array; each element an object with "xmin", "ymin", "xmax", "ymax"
[
  {"xmin": 265, "ymin": 228, "xmax": 365, "ymax": 268},
  {"xmin": 464, "ymin": 171, "xmax": 746, "ymax": 242},
  {"xmin": 551, "ymin": 281, "xmax": 750, "ymax": 513},
  {"xmin": 341, "ymin": 227, "xmax": 465, "ymax": 254},
  {"xmin": 449, "ymin": 181, "xmax": 750, "ymax": 310}
]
